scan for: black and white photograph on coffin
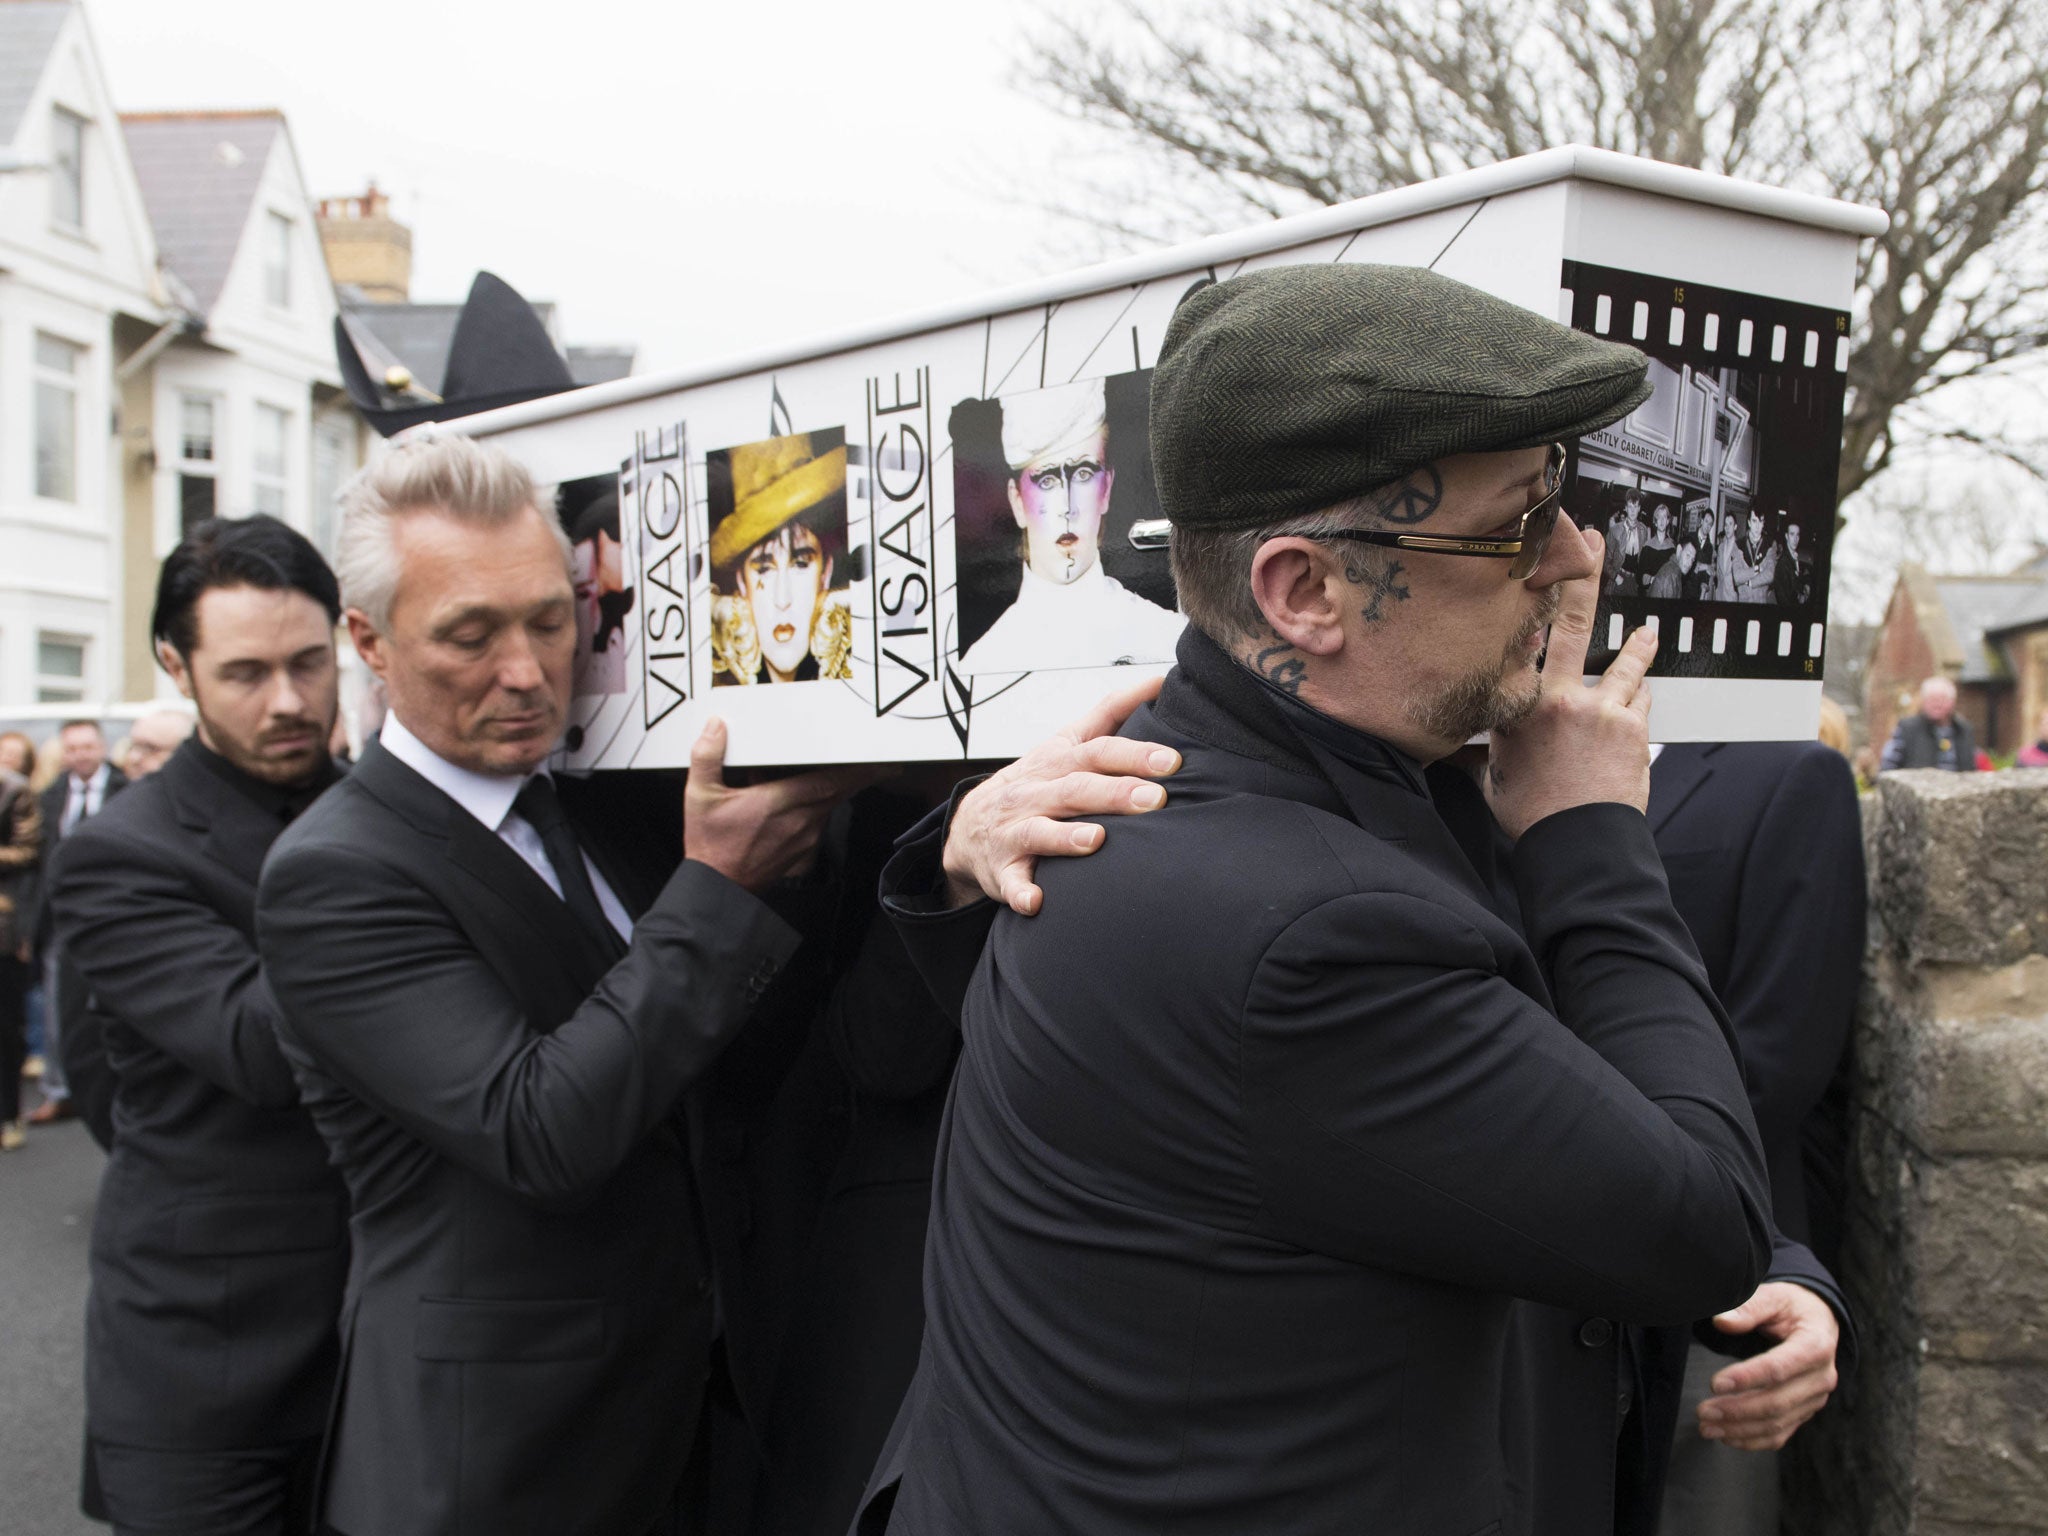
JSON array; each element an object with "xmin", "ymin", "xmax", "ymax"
[
  {"xmin": 948, "ymin": 370, "xmax": 1182, "ymax": 675},
  {"xmin": 1558, "ymin": 262, "xmax": 1846, "ymax": 701}
]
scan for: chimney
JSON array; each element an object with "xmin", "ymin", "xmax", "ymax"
[{"xmin": 317, "ymin": 182, "xmax": 412, "ymax": 303}]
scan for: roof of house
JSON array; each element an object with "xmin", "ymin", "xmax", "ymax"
[
  {"xmin": 1928, "ymin": 571, "xmax": 2048, "ymax": 683},
  {"xmin": 0, "ymin": 1, "xmax": 69, "ymax": 149},
  {"xmin": 341, "ymin": 296, "xmax": 633, "ymax": 396},
  {"xmin": 340, "ymin": 297, "xmax": 555, "ymax": 398},
  {"xmin": 119, "ymin": 109, "xmax": 285, "ymax": 317}
]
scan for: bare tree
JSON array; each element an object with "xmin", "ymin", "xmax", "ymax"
[{"xmin": 1023, "ymin": 0, "xmax": 2048, "ymax": 505}]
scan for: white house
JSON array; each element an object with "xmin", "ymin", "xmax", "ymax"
[
  {"xmin": 122, "ymin": 109, "xmax": 363, "ymax": 651},
  {"xmin": 0, "ymin": 0, "xmax": 163, "ymax": 707},
  {"xmin": 0, "ymin": 0, "xmax": 363, "ymax": 713}
]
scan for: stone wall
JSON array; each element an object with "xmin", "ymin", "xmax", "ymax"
[{"xmin": 1790, "ymin": 768, "xmax": 2048, "ymax": 1535}]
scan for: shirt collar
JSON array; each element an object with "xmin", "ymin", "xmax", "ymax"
[{"xmin": 379, "ymin": 712, "xmax": 543, "ymax": 833}]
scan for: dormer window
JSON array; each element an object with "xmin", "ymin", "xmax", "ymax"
[
  {"xmin": 51, "ymin": 107, "xmax": 84, "ymax": 230},
  {"xmin": 265, "ymin": 210, "xmax": 292, "ymax": 307}
]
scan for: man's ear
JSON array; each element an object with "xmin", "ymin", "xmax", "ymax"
[
  {"xmin": 345, "ymin": 609, "xmax": 390, "ymax": 681},
  {"xmin": 1006, "ymin": 477, "xmax": 1028, "ymax": 529},
  {"xmin": 157, "ymin": 641, "xmax": 195, "ymax": 701},
  {"xmin": 1249, "ymin": 539, "xmax": 1347, "ymax": 657}
]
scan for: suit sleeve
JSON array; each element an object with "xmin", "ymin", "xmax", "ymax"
[
  {"xmin": 1722, "ymin": 748, "xmax": 1864, "ymax": 1165},
  {"xmin": 50, "ymin": 823, "xmax": 302, "ymax": 1108},
  {"xmin": 876, "ymin": 780, "xmax": 1001, "ymax": 1028},
  {"xmin": 258, "ymin": 840, "xmax": 800, "ymax": 1208},
  {"xmin": 1244, "ymin": 803, "xmax": 1772, "ymax": 1326},
  {"xmin": 1693, "ymin": 1229, "xmax": 1860, "ymax": 1382}
]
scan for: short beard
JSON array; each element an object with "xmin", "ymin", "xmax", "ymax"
[{"xmin": 1407, "ymin": 590, "xmax": 1560, "ymax": 745}]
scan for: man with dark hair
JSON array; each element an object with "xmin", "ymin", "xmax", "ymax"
[
  {"xmin": 26, "ymin": 717, "xmax": 127, "ymax": 1124},
  {"xmin": 859, "ymin": 264, "xmax": 1777, "ymax": 1535},
  {"xmin": 48, "ymin": 513, "xmax": 350, "ymax": 1536}
]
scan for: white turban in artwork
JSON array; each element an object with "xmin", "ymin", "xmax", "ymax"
[{"xmin": 1001, "ymin": 377, "xmax": 1108, "ymax": 474}]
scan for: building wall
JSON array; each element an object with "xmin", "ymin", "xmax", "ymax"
[
  {"xmin": 1864, "ymin": 581, "xmax": 1939, "ymax": 755},
  {"xmin": 0, "ymin": 4, "xmax": 159, "ymax": 708}
]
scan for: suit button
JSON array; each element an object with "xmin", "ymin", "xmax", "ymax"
[
  {"xmin": 1617, "ymin": 1389, "xmax": 1634, "ymax": 1419},
  {"xmin": 1577, "ymin": 1318, "xmax": 1614, "ymax": 1348}
]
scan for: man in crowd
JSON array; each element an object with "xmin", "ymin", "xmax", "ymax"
[
  {"xmin": 47, "ymin": 515, "xmax": 352, "ymax": 1535},
  {"xmin": 121, "ymin": 707, "xmax": 195, "ymax": 779},
  {"xmin": 256, "ymin": 436, "xmax": 869, "ymax": 1536},
  {"xmin": 1879, "ymin": 675, "xmax": 1978, "ymax": 771},
  {"xmin": 1647, "ymin": 737, "xmax": 1865, "ymax": 1534},
  {"xmin": 0, "ymin": 750, "xmax": 40, "ymax": 1151},
  {"xmin": 859, "ymin": 264, "xmax": 1776, "ymax": 1534},
  {"xmin": 26, "ymin": 718, "xmax": 128, "ymax": 1125}
]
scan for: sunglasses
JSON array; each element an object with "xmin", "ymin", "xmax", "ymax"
[{"xmin": 1315, "ymin": 443, "xmax": 1568, "ymax": 582}]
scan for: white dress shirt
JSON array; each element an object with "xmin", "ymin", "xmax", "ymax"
[
  {"xmin": 61, "ymin": 763, "xmax": 113, "ymax": 834},
  {"xmin": 379, "ymin": 714, "xmax": 633, "ymax": 941}
]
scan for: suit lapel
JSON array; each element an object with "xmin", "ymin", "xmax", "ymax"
[
  {"xmin": 355, "ymin": 742, "xmax": 610, "ymax": 992},
  {"xmin": 1648, "ymin": 743, "xmax": 1720, "ymax": 834},
  {"xmin": 169, "ymin": 752, "xmax": 278, "ymax": 893}
]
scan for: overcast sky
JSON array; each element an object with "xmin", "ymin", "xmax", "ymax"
[{"xmin": 87, "ymin": 0, "xmax": 1087, "ymax": 374}]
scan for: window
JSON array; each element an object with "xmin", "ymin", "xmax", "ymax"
[
  {"xmin": 36, "ymin": 633, "xmax": 87, "ymax": 704},
  {"xmin": 50, "ymin": 107, "xmax": 84, "ymax": 229},
  {"xmin": 253, "ymin": 403, "xmax": 290, "ymax": 516},
  {"xmin": 311, "ymin": 414, "xmax": 350, "ymax": 554},
  {"xmin": 34, "ymin": 332, "xmax": 83, "ymax": 502},
  {"xmin": 265, "ymin": 211, "xmax": 292, "ymax": 307},
  {"xmin": 180, "ymin": 395, "xmax": 215, "ymax": 462},
  {"xmin": 177, "ymin": 393, "xmax": 218, "ymax": 536}
]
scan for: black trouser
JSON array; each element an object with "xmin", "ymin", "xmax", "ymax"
[
  {"xmin": 0, "ymin": 951, "xmax": 26, "ymax": 1122},
  {"xmin": 86, "ymin": 1436, "xmax": 321, "ymax": 1536}
]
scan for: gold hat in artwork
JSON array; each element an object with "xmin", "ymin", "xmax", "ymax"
[{"xmin": 708, "ymin": 429, "xmax": 848, "ymax": 572}]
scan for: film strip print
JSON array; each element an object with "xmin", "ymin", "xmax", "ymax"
[
  {"xmin": 1558, "ymin": 268, "xmax": 1851, "ymax": 378},
  {"xmin": 1560, "ymin": 261, "xmax": 1847, "ymax": 684}
]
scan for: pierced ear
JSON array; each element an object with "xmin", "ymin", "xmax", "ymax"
[{"xmin": 1249, "ymin": 539, "xmax": 1347, "ymax": 657}]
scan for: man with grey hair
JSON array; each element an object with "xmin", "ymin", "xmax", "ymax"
[
  {"xmin": 957, "ymin": 376, "xmax": 1184, "ymax": 674},
  {"xmin": 257, "ymin": 434, "xmax": 868, "ymax": 1536},
  {"xmin": 1878, "ymin": 674, "xmax": 1977, "ymax": 771}
]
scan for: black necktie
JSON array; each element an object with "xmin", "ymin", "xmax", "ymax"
[{"xmin": 512, "ymin": 776, "xmax": 625, "ymax": 962}]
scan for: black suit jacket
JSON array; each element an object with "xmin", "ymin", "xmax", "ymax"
[
  {"xmin": 1650, "ymin": 741, "xmax": 1864, "ymax": 1257},
  {"xmin": 256, "ymin": 739, "xmax": 800, "ymax": 1536},
  {"xmin": 29, "ymin": 766, "xmax": 127, "ymax": 958},
  {"xmin": 48, "ymin": 741, "xmax": 347, "ymax": 1453},
  {"xmin": 865, "ymin": 630, "xmax": 1771, "ymax": 1535}
]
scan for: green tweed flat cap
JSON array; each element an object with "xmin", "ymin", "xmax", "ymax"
[{"xmin": 1150, "ymin": 263, "xmax": 1652, "ymax": 531}]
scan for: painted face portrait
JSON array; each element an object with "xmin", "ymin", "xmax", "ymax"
[
  {"xmin": 706, "ymin": 427, "xmax": 853, "ymax": 688},
  {"xmin": 1008, "ymin": 436, "xmax": 1112, "ymax": 584},
  {"xmin": 741, "ymin": 523, "xmax": 833, "ymax": 682}
]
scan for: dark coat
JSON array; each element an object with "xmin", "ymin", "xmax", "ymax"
[
  {"xmin": 864, "ymin": 629, "xmax": 1772, "ymax": 1536},
  {"xmin": 255, "ymin": 740, "xmax": 800, "ymax": 1536},
  {"xmin": 736, "ymin": 792, "xmax": 960, "ymax": 1536},
  {"xmin": 0, "ymin": 768, "xmax": 39, "ymax": 954},
  {"xmin": 1490, "ymin": 742, "xmax": 1864, "ymax": 1536},
  {"xmin": 28, "ymin": 765, "xmax": 126, "ymax": 957},
  {"xmin": 47, "ymin": 741, "xmax": 347, "ymax": 1459},
  {"xmin": 1884, "ymin": 711, "xmax": 1978, "ymax": 771}
]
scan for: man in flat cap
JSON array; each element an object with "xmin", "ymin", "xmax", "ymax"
[
  {"xmin": 856, "ymin": 263, "xmax": 1783, "ymax": 1535},
  {"xmin": 957, "ymin": 377, "xmax": 1185, "ymax": 674}
]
